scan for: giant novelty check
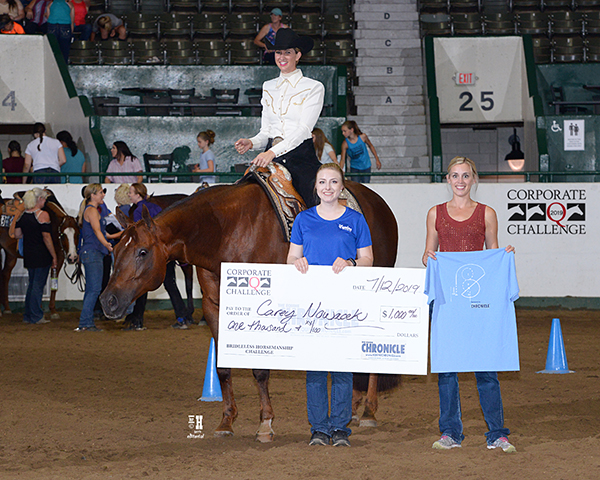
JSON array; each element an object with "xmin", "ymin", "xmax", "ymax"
[{"xmin": 217, "ymin": 263, "xmax": 429, "ymax": 375}]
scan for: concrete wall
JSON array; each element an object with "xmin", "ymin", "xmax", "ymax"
[
  {"xmin": 0, "ymin": 36, "xmax": 98, "ymax": 171},
  {"xmin": 0, "ymin": 182, "xmax": 595, "ymax": 305}
]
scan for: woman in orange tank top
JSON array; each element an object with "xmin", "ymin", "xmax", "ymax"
[{"xmin": 422, "ymin": 156, "xmax": 516, "ymax": 453}]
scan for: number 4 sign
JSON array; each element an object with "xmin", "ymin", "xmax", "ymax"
[{"xmin": 2, "ymin": 91, "xmax": 17, "ymax": 111}]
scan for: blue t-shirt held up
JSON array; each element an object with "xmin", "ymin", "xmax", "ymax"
[
  {"xmin": 425, "ymin": 248, "xmax": 520, "ymax": 373},
  {"xmin": 290, "ymin": 207, "xmax": 372, "ymax": 266}
]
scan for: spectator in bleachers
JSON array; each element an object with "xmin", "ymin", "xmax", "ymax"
[
  {"xmin": 312, "ymin": 128, "xmax": 338, "ymax": 164},
  {"xmin": 57, "ymin": 130, "xmax": 86, "ymax": 183},
  {"xmin": 91, "ymin": 13, "xmax": 126, "ymax": 41},
  {"xmin": 24, "ymin": 0, "xmax": 49, "ymax": 34},
  {"xmin": 23, "ymin": 122, "xmax": 66, "ymax": 184},
  {"xmin": 71, "ymin": 0, "xmax": 91, "ymax": 40},
  {"xmin": 0, "ymin": 0, "xmax": 24, "ymax": 22},
  {"xmin": 3, "ymin": 140, "xmax": 25, "ymax": 183},
  {"xmin": 105, "ymin": 141, "xmax": 142, "ymax": 184},
  {"xmin": 0, "ymin": 13, "xmax": 24, "ymax": 32},
  {"xmin": 190, "ymin": 129, "xmax": 217, "ymax": 184},
  {"xmin": 339, "ymin": 120, "xmax": 381, "ymax": 184},
  {"xmin": 254, "ymin": 8, "xmax": 288, "ymax": 65},
  {"xmin": 45, "ymin": 0, "xmax": 74, "ymax": 63}
]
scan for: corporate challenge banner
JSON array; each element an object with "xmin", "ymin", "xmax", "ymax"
[{"xmin": 218, "ymin": 263, "xmax": 429, "ymax": 375}]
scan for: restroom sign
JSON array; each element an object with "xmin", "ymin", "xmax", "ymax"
[
  {"xmin": 455, "ymin": 73, "xmax": 476, "ymax": 85},
  {"xmin": 564, "ymin": 119, "xmax": 585, "ymax": 151}
]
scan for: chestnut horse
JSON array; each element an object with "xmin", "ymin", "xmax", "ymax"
[
  {"xmin": 100, "ymin": 180, "xmax": 398, "ymax": 441},
  {"xmin": 0, "ymin": 193, "xmax": 79, "ymax": 318}
]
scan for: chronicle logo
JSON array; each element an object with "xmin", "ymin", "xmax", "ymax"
[
  {"xmin": 361, "ymin": 340, "xmax": 405, "ymax": 356},
  {"xmin": 506, "ymin": 189, "xmax": 586, "ymax": 235},
  {"xmin": 225, "ymin": 268, "xmax": 272, "ymax": 296}
]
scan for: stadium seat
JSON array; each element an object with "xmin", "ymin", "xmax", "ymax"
[
  {"xmin": 160, "ymin": 12, "xmax": 193, "ymax": 37},
  {"xmin": 169, "ymin": 0, "xmax": 199, "ymax": 13},
  {"xmin": 125, "ymin": 13, "xmax": 159, "ymax": 38},
  {"xmin": 552, "ymin": 34, "xmax": 584, "ymax": 62},
  {"xmin": 211, "ymin": 88, "xmax": 241, "ymax": 115},
  {"xmin": 142, "ymin": 92, "xmax": 171, "ymax": 115},
  {"xmin": 189, "ymin": 95, "xmax": 218, "ymax": 115},
  {"xmin": 163, "ymin": 38, "xmax": 196, "ymax": 64},
  {"xmin": 420, "ymin": 13, "xmax": 452, "ymax": 36},
  {"xmin": 550, "ymin": 11, "xmax": 582, "ymax": 35},
  {"xmin": 70, "ymin": 40, "xmax": 100, "ymax": 65},
  {"xmin": 100, "ymin": 40, "xmax": 131, "ymax": 65},
  {"xmin": 532, "ymin": 35, "xmax": 551, "ymax": 62},
  {"xmin": 293, "ymin": 0, "xmax": 322, "ymax": 13},
  {"xmin": 229, "ymin": 38, "xmax": 261, "ymax": 64},
  {"xmin": 323, "ymin": 13, "xmax": 353, "ymax": 38},
  {"xmin": 452, "ymin": 12, "xmax": 483, "ymax": 34},
  {"xmin": 226, "ymin": 12, "xmax": 258, "ymax": 37},
  {"xmin": 132, "ymin": 39, "xmax": 163, "ymax": 64},
  {"xmin": 168, "ymin": 88, "xmax": 195, "ymax": 114},
  {"xmin": 291, "ymin": 13, "xmax": 323, "ymax": 37},
  {"xmin": 325, "ymin": 38, "xmax": 354, "ymax": 64},
  {"xmin": 92, "ymin": 96, "xmax": 120, "ymax": 115},
  {"xmin": 516, "ymin": 11, "xmax": 549, "ymax": 34},
  {"xmin": 195, "ymin": 38, "xmax": 228, "ymax": 64},
  {"xmin": 483, "ymin": 12, "xmax": 517, "ymax": 35},
  {"xmin": 192, "ymin": 12, "xmax": 225, "ymax": 37}
]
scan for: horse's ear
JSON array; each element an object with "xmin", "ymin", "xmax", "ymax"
[
  {"xmin": 141, "ymin": 204, "xmax": 156, "ymax": 231},
  {"xmin": 116, "ymin": 206, "xmax": 132, "ymax": 228}
]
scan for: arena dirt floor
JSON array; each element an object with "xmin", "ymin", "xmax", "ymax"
[{"xmin": 0, "ymin": 307, "xmax": 599, "ymax": 480}]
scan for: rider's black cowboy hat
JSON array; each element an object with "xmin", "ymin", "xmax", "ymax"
[{"xmin": 264, "ymin": 28, "xmax": 314, "ymax": 55}]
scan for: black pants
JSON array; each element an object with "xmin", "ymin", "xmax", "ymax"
[
  {"xmin": 130, "ymin": 261, "xmax": 189, "ymax": 326},
  {"xmin": 270, "ymin": 138, "xmax": 321, "ymax": 208}
]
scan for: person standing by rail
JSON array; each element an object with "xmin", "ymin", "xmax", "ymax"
[{"xmin": 422, "ymin": 156, "xmax": 516, "ymax": 453}]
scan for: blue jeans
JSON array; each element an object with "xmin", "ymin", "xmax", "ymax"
[
  {"xmin": 79, "ymin": 249, "xmax": 104, "ymax": 328},
  {"xmin": 438, "ymin": 372, "xmax": 510, "ymax": 445},
  {"xmin": 47, "ymin": 23, "xmax": 72, "ymax": 63},
  {"xmin": 33, "ymin": 167, "xmax": 61, "ymax": 184},
  {"xmin": 350, "ymin": 166, "xmax": 371, "ymax": 183},
  {"xmin": 306, "ymin": 371, "xmax": 353, "ymax": 436},
  {"xmin": 74, "ymin": 23, "xmax": 92, "ymax": 41},
  {"xmin": 24, "ymin": 266, "xmax": 50, "ymax": 324}
]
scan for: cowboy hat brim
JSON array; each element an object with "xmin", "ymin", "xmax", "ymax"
[{"xmin": 264, "ymin": 28, "xmax": 314, "ymax": 55}]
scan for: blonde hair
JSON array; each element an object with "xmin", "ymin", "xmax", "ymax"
[
  {"xmin": 23, "ymin": 188, "xmax": 48, "ymax": 210},
  {"xmin": 97, "ymin": 15, "xmax": 112, "ymax": 31},
  {"xmin": 114, "ymin": 183, "xmax": 131, "ymax": 206},
  {"xmin": 447, "ymin": 156, "xmax": 479, "ymax": 181},
  {"xmin": 78, "ymin": 183, "xmax": 103, "ymax": 225}
]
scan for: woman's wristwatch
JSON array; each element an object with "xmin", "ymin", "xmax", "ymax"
[{"xmin": 347, "ymin": 258, "xmax": 356, "ymax": 266}]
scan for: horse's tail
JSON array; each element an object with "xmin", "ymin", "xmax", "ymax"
[{"xmin": 352, "ymin": 373, "xmax": 401, "ymax": 393}]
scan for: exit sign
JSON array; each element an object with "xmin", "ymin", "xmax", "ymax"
[{"xmin": 454, "ymin": 73, "xmax": 476, "ymax": 85}]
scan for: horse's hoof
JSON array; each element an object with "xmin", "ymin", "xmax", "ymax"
[
  {"xmin": 359, "ymin": 418, "xmax": 378, "ymax": 428},
  {"xmin": 255, "ymin": 432, "xmax": 274, "ymax": 443},
  {"xmin": 351, "ymin": 415, "xmax": 360, "ymax": 425},
  {"xmin": 214, "ymin": 430, "xmax": 234, "ymax": 437},
  {"xmin": 50, "ymin": 313, "xmax": 60, "ymax": 320}
]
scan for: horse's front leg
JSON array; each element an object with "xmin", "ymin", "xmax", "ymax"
[
  {"xmin": 49, "ymin": 257, "xmax": 64, "ymax": 319},
  {"xmin": 0, "ymin": 250, "xmax": 18, "ymax": 315},
  {"xmin": 214, "ymin": 367, "xmax": 238, "ymax": 436},
  {"xmin": 180, "ymin": 264, "xmax": 195, "ymax": 320},
  {"xmin": 360, "ymin": 373, "xmax": 379, "ymax": 427},
  {"xmin": 252, "ymin": 369, "xmax": 274, "ymax": 443}
]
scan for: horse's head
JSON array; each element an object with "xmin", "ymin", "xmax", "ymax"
[
  {"xmin": 45, "ymin": 201, "xmax": 79, "ymax": 264},
  {"xmin": 59, "ymin": 215, "xmax": 80, "ymax": 264},
  {"xmin": 100, "ymin": 206, "xmax": 169, "ymax": 319}
]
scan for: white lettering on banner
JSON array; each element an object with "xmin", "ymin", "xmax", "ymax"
[
  {"xmin": 218, "ymin": 263, "xmax": 429, "ymax": 375},
  {"xmin": 506, "ymin": 188, "xmax": 587, "ymax": 236}
]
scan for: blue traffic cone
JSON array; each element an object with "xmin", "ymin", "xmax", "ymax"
[
  {"xmin": 537, "ymin": 318, "xmax": 574, "ymax": 374},
  {"xmin": 199, "ymin": 338, "xmax": 223, "ymax": 401}
]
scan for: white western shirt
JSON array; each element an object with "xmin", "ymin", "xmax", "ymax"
[{"xmin": 249, "ymin": 68, "xmax": 325, "ymax": 158}]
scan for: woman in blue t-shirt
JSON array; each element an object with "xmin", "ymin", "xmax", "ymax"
[{"xmin": 287, "ymin": 162, "xmax": 374, "ymax": 448}]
